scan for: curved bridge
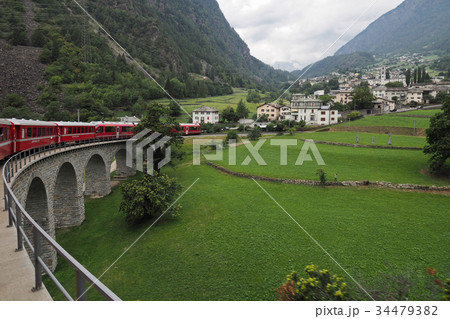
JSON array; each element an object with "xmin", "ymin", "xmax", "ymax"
[
  {"xmin": 2, "ymin": 139, "xmax": 137, "ymax": 300},
  {"xmin": 8, "ymin": 140, "xmax": 136, "ymax": 271}
]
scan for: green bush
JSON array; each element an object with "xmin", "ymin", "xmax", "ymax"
[
  {"xmin": 347, "ymin": 111, "xmax": 363, "ymax": 121},
  {"xmin": 316, "ymin": 169, "xmax": 327, "ymax": 185},
  {"xmin": 226, "ymin": 130, "xmax": 238, "ymax": 144},
  {"xmin": 247, "ymin": 126, "xmax": 262, "ymax": 140},
  {"xmin": 276, "ymin": 264, "xmax": 348, "ymax": 301},
  {"xmin": 119, "ymin": 173, "xmax": 182, "ymax": 224}
]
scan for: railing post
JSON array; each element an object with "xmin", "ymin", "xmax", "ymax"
[
  {"xmin": 76, "ymin": 271, "xmax": 87, "ymax": 301},
  {"xmin": 15, "ymin": 203, "xmax": 23, "ymax": 251},
  {"xmin": 32, "ymin": 227, "xmax": 42, "ymax": 292}
]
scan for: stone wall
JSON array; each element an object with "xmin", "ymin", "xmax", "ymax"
[{"xmin": 9, "ymin": 141, "xmax": 136, "ymax": 271}]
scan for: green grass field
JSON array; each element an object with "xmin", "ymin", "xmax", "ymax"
[
  {"xmin": 154, "ymin": 88, "xmax": 262, "ymax": 122},
  {"xmin": 45, "ymin": 162, "xmax": 450, "ymax": 301},
  {"xmin": 297, "ymin": 131, "xmax": 427, "ymax": 148},
  {"xmin": 215, "ymin": 135, "xmax": 449, "ymax": 186},
  {"xmin": 397, "ymin": 109, "xmax": 442, "ymax": 117},
  {"xmin": 336, "ymin": 114, "xmax": 431, "ymax": 129}
]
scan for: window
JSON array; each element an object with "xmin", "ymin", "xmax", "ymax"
[
  {"xmin": 96, "ymin": 126, "xmax": 103, "ymax": 133},
  {"xmin": 271, "ymin": 109, "xmax": 274, "ymax": 112},
  {"xmin": 122, "ymin": 127, "xmax": 132, "ymax": 132},
  {"xmin": 321, "ymin": 118, "xmax": 326, "ymax": 121},
  {"xmin": 27, "ymin": 128, "xmax": 32, "ymax": 138},
  {"xmin": 331, "ymin": 118, "xmax": 335, "ymax": 121},
  {"xmin": 321, "ymin": 111, "xmax": 326, "ymax": 115},
  {"xmin": 105, "ymin": 126, "xmax": 115, "ymax": 133},
  {"xmin": 332, "ymin": 111, "xmax": 335, "ymax": 115},
  {"xmin": 33, "ymin": 128, "xmax": 37, "ymax": 137}
]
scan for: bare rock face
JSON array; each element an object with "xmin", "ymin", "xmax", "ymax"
[{"xmin": 0, "ymin": 39, "xmax": 47, "ymax": 112}]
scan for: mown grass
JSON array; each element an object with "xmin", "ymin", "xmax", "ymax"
[
  {"xmin": 397, "ymin": 109, "xmax": 442, "ymax": 117},
  {"xmin": 297, "ymin": 131, "xmax": 427, "ymax": 148},
  {"xmin": 336, "ymin": 114, "xmax": 431, "ymax": 129},
  {"xmin": 45, "ymin": 163, "xmax": 449, "ymax": 301},
  {"xmin": 154, "ymin": 88, "xmax": 262, "ymax": 122},
  {"xmin": 215, "ymin": 136, "xmax": 449, "ymax": 186}
]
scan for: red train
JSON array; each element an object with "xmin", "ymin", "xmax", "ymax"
[{"xmin": 0, "ymin": 119, "xmax": 201, "ymax": 161}]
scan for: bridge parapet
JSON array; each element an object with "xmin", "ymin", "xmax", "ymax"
[{"xmin": 3, "ymin": 139, "xmax": 134, "ymax": 300}]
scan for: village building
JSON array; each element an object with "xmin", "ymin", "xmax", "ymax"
[
  {"xmin": 192, "ymin": 106, "xmax": 219, "ymax": 124},
  {"xmin": 290, "ymin": 94, "xmax": 340, "ymax": 125},
  {"xmin": 256, "ymin": 103, "xmax": 282, "ymax": 121},
  {"xmin": 332, "ymin": 89, "xmax": 353, "ymax": 105}
]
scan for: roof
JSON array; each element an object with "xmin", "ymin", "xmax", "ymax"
[
  {"xmin": 1, "ymin": 119, "xmax": 57, "ymax": 126},
  {"xmin": 54, "ymin": 122, "xmax": 95, "ymax": 127},
  {"xmin": 192, "ymin": 106, "xmax": 219, "ymax": 112},
  {"xmin": 90, "ymin": 122, "xmax": 135, "ymax": 125},
  {"xmin": 257, "ymin": 103, "xmax": 283, "ymax": 109}
]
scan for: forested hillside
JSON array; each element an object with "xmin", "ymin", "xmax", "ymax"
[
  {"xmin": 291, "ymin": 52, "xmax": 375, "ymax": 78},
  {"xmin": 335, "ymin": 0, "xmax": 450, "ymax": 56},
  {"xmin": 0, "ymin": 0, "xmax": 291, "ymax": 121},
  {"xmin": 84, "ymin": 0, "xmax": 292, "ymax": 88}
]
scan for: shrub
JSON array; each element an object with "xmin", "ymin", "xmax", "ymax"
[
  {"xmin": 427, "ymin": 267, "xmax": 450, "ymax": 301},
  {"xmin": 119, "ymin": 173, "xmax": 182, "ymax": 224},
  {"xmin": 347, "ymin": 111, "xmax": 363, "ymax": 121},
  {"xmin": 316, "ymin": 169, "xmax": 326, "ymax": 185},
  {"xmin": 276, "ymin": 265, "xmax": 349, "ymax": 301},
  {"xmin": 247, "ymin": 126, "xmax": 262, "ymax": 140},
  {"xmin": 226, "ymin": 130, "xmax": 238, "ymax": 144}
]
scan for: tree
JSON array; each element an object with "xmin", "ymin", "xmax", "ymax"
[
  {"xmin": 4, "ymin": 94, "xmax": 25, "ymax": 108},
  {"xmin": 133, "ymin": 102, "xmax": 185, "ymax": 173},
  {"xmin": 236, "ymin": 99, "xmax": 249, "ymax": 119},
  {"xmin": 385, "ymin": 82, "xmax": 404, "ymax": 88},
  {"xmin": 349, "ymin": 86, "xmax": 375, "ymax": 110},
  {"xmin": 168, "ymin": 100, "xmax": 182, "ymax": 117},
  {"xmin": 247, "ymin": 126, "xmax": 262, "ymax": 140},
  {"xmin": 424, "ymin": 94, "xmax": 450, "ymax": 173},
  {"xmin": 405, "ymin": 69, "xmax": 411, "ymax": 86},
  {"xmin": 119, "ymin": 173, "xmax": 182, "ymax": 224},
  {"xmin": 221, "ymin": 106, "xmax": 239, "ymax": 123}
]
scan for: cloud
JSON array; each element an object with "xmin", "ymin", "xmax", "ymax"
[{"xmin": 216, "ymin": 0, "xmax": 404, "ymax": 70}]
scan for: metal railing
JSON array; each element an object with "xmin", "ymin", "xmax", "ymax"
[{"xmin": 2, "ymin": 137, "xmax": 128, "ymax": 301}]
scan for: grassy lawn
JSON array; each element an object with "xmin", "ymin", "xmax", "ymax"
[
  {"xmin": 297, "ymin": 131, "xmax": 427, "ymax": 148},
  {"xmin": 154, "ymin": 88, "xmax": 262, "ymax": 122},
  {"xmin": 214, "ymin": 136, "xmax": 449, "ymax": 186},
  {"xmin": 397, "ymin": 109, "xmax": 442, "ymax": 117},
  {"xmin": 45, "ymin": 163, "xmax": 450, "ymax": 301},
  {"xmin": 336, "ymin": 114, "xmax": 431, "ymax": 129}
]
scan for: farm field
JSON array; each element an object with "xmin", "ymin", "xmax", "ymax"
[
  {"xmin": 216, "ymin": 135, "xmax": 449, "ymax": 186},
  {"xmin": 45, "ymin": 163, "xmax": 450, "ymax": 301},
  {"xmin": 396, "ymin": 109, "xmax": 442, "ymax": 117},
  {"xmin": 336, "ymin": 114, "xmax": 431, "ymax": 129},
  {"xmin": 297, "ymin": 131, "xmax": 427, "ymax": 148},
  {"xmin": 155, "ymin": 88, "xmax": 261, "ymax": 122}
]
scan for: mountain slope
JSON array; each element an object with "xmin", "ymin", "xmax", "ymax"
[
  {"xmin": 84, "ymin": 0, "xmax": 291, "ymax": 88},
  {"xmin": 335, "ymin": 0, "xmax": 450, "ymax": 56},
  {"xmin": 292, "ymin": 52, "xmax": 375, "ymax": 78}
]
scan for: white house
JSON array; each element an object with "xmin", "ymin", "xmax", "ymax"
[
  {"xmin": 192, "ymin": 106, "xmax": 219, "ymax": 124},
  {"xmin": 290, "ymin": 94, "xmax": 340, "ymax": 126}
]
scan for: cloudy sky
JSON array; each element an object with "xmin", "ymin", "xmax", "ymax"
[{"xmin": 216, "ymin": 0, "xmax": 404, "ymax": 71}]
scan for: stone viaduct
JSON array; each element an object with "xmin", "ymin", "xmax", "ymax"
[{"xmin": 8, "ymin": 140, "xmax": 136, "ymax": 271}]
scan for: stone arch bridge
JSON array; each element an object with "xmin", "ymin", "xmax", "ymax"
[{"xmin": 8, "ymin": 140, "xmax": 136, "ymax": 271}]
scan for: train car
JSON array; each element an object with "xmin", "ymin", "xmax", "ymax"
[
  {"xmin": 178, "ymin": 123, "xmax": 201, "ymax": 135},
  {"xmin": 0, "ymin": 119, "xmax": 13, "ymax": 160},
  {"xmin": 55, "ymin": 122, "xmax": 96, "ymax": 144},
  {"xmin": 92, "ymin": 122, "xmax": 135, "ymax": 139},
  {"xmin": 7, "ymin": 119, "xmax": 58, "ymax": 155}
]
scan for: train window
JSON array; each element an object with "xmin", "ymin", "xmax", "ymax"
[
  {"xmin": 27, "ymin": 128, "xmax": 32, "ymax": 138},
  {"xmin": 105, "ymin": 126, "xmax": 115, "ymax": 133},
  {"xmin": 68, "ymin": 127, "xmax": 72, "ymax": 134},
  {"xmin": 96, "ymin": 126, "xmax": 103, "ymax": 133},
  {"xmin": 33, "ymin": 128, "xmax": 37, "ymax": 137},
  {"xmin": 122, "ymin": 127, "xmax": 131, "ymax": 132}
]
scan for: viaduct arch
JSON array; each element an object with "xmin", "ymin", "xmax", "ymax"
[{"xmin": 9, "ymin": 141, "xmax": 135, "ymax": 271}]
